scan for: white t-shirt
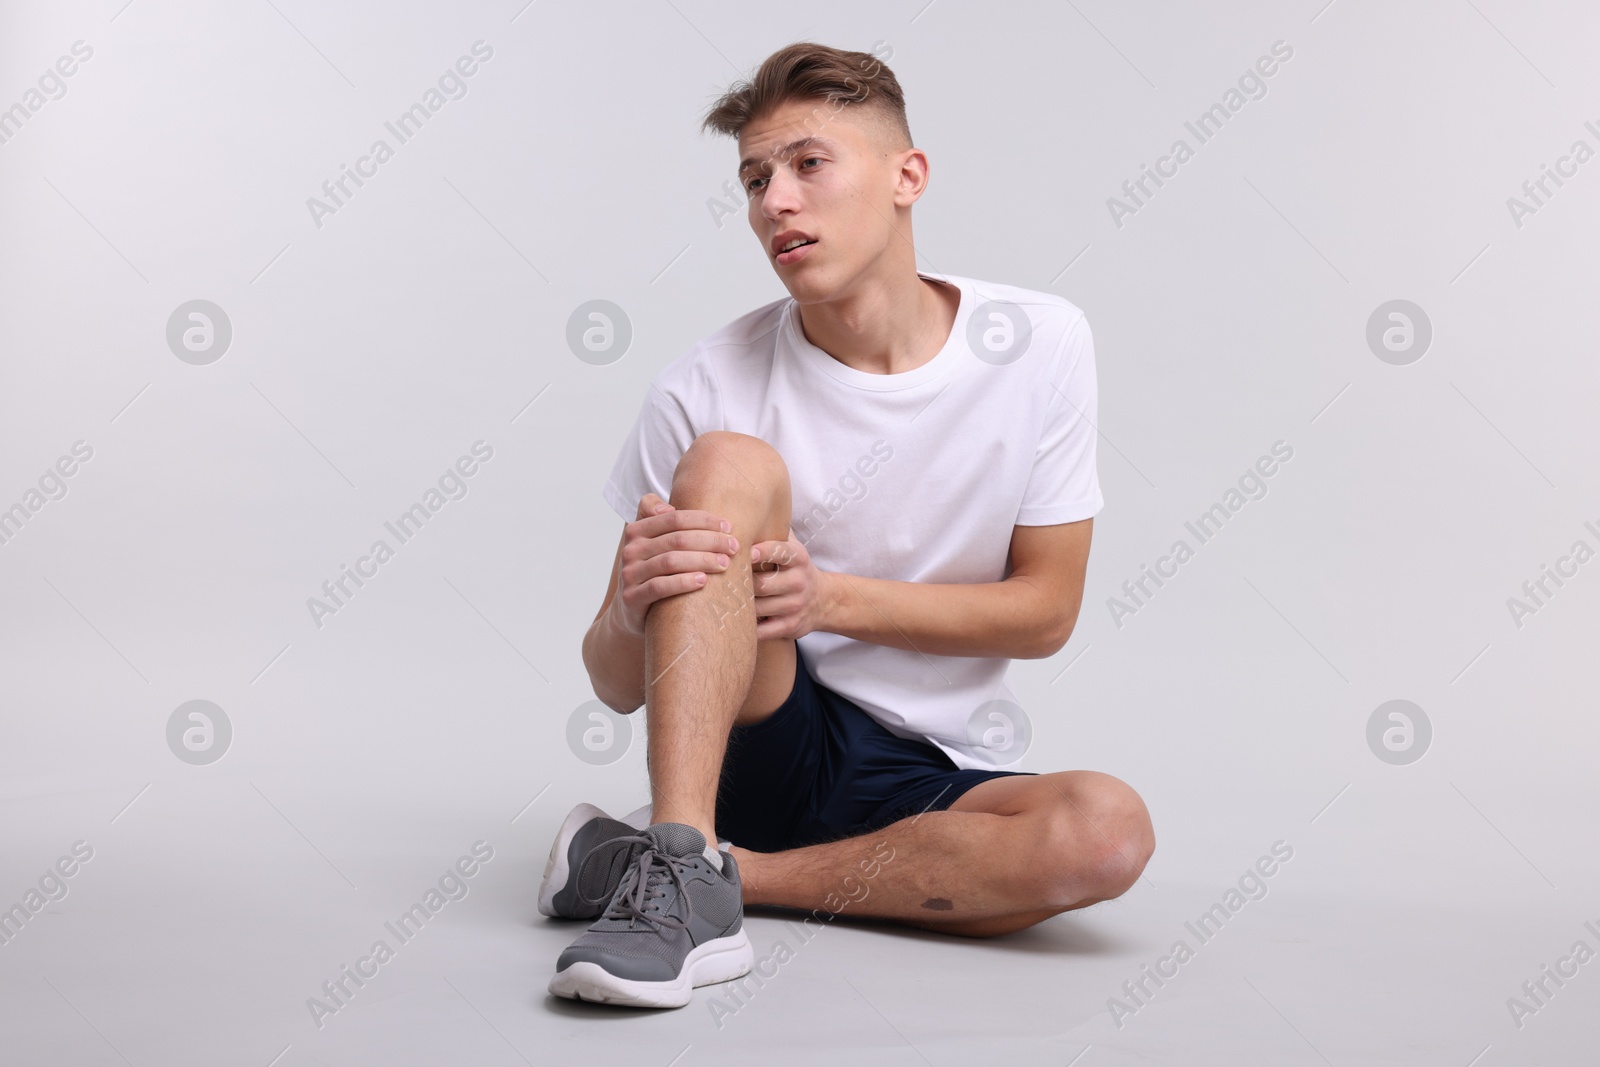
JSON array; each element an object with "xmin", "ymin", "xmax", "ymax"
[{"xmin": 601, "ymin": 270, "xmax": 1103, "ymax": 770}]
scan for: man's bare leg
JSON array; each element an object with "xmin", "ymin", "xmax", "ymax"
[
  {"xmin": 728, "ymin": 770, "xmax": 1155, "ymax": 937},
  {"xmin": 635, "ymin": 431, "xmax": 1152, "ymax": 936},
  {"xmin": 644, "ymin": 431, "xmax": 795, "ymax": 845}
]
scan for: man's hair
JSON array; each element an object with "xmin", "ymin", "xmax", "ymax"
[{"xmin": 700, "ymin": 41, "xmax": 912, "ymax": 153}]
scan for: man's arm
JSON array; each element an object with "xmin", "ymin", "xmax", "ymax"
[
  {"xmin": 817, "ymin": 518, "xmax": 1092, "ymax": 660},
  {"xmin": 583, "ymin": 525, "xmax": 649, "ymax": 713}
]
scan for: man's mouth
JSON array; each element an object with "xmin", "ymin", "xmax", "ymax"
[{"xmin": 775, "ymin": 238, "xmax": 817, "ymax": 265}]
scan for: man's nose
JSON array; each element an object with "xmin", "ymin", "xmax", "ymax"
[{"xmin": 760, "ymin": 166, "xmax": 803, "ymax": 217}]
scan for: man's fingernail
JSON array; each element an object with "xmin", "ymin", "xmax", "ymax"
[
  {"xmin": 721, "ymin": 520, "xmax": 731, "ymax": 532},
  {"xmin": 751, "ymin": 547, "xmax": 760, "ymax": 561}
]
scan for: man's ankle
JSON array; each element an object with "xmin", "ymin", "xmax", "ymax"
[
  {"xmin": 647, "ymin": 818, "xmax": 721, "ymax": 850},
  {"xmin": 727, "ymin": 845, "xmax": 760, "ymax": 901}
]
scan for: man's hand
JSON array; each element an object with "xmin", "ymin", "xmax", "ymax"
[
  {"xmin": 610, "ymin": 492, "xmax": 739, "ymax": 637},
  {"xmin": 748, "ymin": 529, "xmax": 834, "ymax": 641}
]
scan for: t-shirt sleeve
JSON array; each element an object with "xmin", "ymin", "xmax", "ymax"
[
  {"xmin": 600, "ymin": 352, "xmax": 719, "ymax": 523},
  {"xmin": 1015, "ymin": 313, "xmax": 1104, "ymax": 526}
]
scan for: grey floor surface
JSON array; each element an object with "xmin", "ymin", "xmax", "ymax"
[{"xmin": 3, "ymin": 775, "xmax": 1595, "ymax": 1066}]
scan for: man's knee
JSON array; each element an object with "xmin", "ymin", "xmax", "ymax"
[
  {"xmin": 1036, "ymin": 774, "xmax": 1155, "ymax": 907},
  {"xmin": 673, "ymin": 431, "xmax": 789, "ymax": 501},
  {"xmin": 1087, "ymin": 780, "xmax": 1155, "ymax": 899}
]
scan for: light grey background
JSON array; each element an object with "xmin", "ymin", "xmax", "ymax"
[{"xmin": 2, "ymin": 0, "xmax": 1597, "ymax": 1064}]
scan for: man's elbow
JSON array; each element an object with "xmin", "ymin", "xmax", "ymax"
[
  {"xmin": 1031, "ymin": 609, "xmax": 1079, "ymax": 659},
  {"xmin": 582, "ymin": 630, "xmax": 643, "ymax": 713},
  {"xmin": 1028, "ymin": 631, "xmax": 1069, "ymax": 659},
  {"xmin": 588, "ymin": 681, "xmax": 642, "ymax": 716}
]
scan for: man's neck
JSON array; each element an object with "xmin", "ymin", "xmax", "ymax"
[{"xmin": 794, "ymin": 269, "xmax": 960, "ymax": 376}]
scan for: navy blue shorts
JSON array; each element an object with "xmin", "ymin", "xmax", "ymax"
[{"xmin": 714, "ymin": 649, "xmax": 1035, "ymax": 853}]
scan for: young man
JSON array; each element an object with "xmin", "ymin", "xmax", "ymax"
[{"xmin": 542, "ymin": 42, "xmax": 1154, "ymax": 1008}]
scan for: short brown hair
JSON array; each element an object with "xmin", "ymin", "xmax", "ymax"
[{"xmin": 701, "ymin": 41, "xmax": 912, "ymax": 152}]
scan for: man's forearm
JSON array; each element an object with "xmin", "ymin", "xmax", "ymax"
[
  {"xmin": 582, "ymin": 605, "xmax": 647, "ymax": 714},
  {"xmin": 585, "ymin": 568, "xmax": 1066, "ymax": 709},
  {"xmin": 819, "ymin": 571, "xmax": 1068, "ymax": 659}
]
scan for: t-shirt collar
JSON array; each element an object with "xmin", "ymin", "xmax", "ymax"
[{"xmin": 784, "ymin": 271, "xmax": 969, "ymax": 392}]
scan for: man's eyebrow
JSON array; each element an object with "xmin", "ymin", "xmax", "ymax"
[{"xmin": 738, "ymin": 136, "xmax": 837, "ymax": 175}]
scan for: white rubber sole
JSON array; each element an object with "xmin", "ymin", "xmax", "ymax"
[
  {"xmin": 548, "ymin": 928, "xmax": 754, "ymax": 1008},
  {"xmin": 537, "ymin": 802, "xmax": 609, "ymax": 919}
]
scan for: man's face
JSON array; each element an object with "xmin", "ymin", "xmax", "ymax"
[{"xmin": 737, "ymin": 98, "xmax": 906, "ymax": 299}]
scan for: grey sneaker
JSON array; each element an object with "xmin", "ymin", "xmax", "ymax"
[
  {"xmin": 547, "ymin": 823, "xmax": 751, "ymax": 1008},
  {"xmin": 537, "ymin": 803, "xmax": 649, "ymax": 920}
]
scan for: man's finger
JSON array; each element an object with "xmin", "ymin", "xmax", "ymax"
[
  {"xmin": 751, "ymin": 540, "xmax": 789, "ymax": 565},
  {"xmin": 637, "ymin": 493, "xmax": 673, "ymax": 520}
]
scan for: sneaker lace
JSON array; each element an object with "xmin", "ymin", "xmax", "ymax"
[
  {"xmin": 574, "ymin": 834, "xmax": 642, "ymax": 908},
  {"xmin": 577, "ymin": 832, "xmax": 698, "ymax": 930}
]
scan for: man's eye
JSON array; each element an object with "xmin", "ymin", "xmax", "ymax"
[{"xmin": 745, "ymin": 158, "xmax": 820, "ymax": 192}]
